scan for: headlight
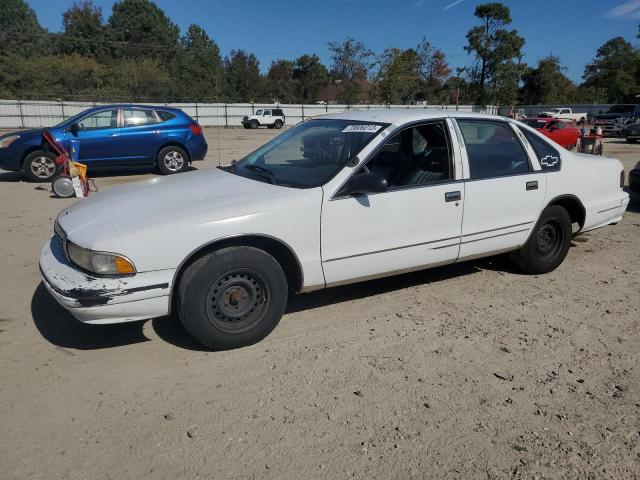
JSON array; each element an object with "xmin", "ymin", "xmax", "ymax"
[
  {"xmin": 67, "ymin": 242, "xmax": 136, "ymax": 275},
  {"xmin": 0, "ymin": 135, "xmax": 20, "ymax": 148}
]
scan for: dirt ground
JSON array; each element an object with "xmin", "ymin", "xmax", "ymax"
[{"xmin": 0, "ymin": 127, "xmax": 639, "ymax": 480}]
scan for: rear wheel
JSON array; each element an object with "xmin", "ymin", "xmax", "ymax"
[
  {"xmin": 24, "ymin": 150, "xmax": 58, "ymax": 182},
  {"xmin": 626, "ymin": 138, "xmax": 637, "ymax": 144},
  {"xmin": 157, "ymin": 146, "xmax": 188, "ymax": 175},
  {"xmin": 274, "ymin": 120, "xmax": 283, "ymax": 129},
  {"xmin": 177, "ymin": 246, "xmax": 288, "ymax": 350},
  {"xmin": 510, "ymin": 205, "xmax": 572, "ymax": 274}
]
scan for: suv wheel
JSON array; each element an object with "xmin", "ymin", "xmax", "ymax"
[
  {"xmin": 24, "ymin": 150, "xmax": 58, "ymax": 182},
  {"xmin": 274, "ymin": 120, "xmax": 283, "ymax": 129},
  {"xmin": 250, "ymin": 120, "xmax": 259, "ymax": 129},
  {"xmin": 177, "ymin": 246, "xmax": 288, "ymax": 350},
  {"xmin": 157, "ymin": 146, "xmax": 188, "ymax": 175},
  {"xmin": 510, "ymin": 205, "xmax": 572, "ymax": 274}
]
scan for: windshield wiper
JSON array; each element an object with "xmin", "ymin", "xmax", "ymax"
[{"xmin": 244, "ymin": 164, "xmax": 275, "ymax": 184}]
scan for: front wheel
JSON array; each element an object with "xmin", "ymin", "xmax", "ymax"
[
  {"xmin": 24, "ymin": 150, "xmax": 58, "ymax": 182},
  {"xmin": 510, "ymin": 205, "xmax": 572, "ymax": 274},
  {"xmin": 157, "ymin": 146, "xmax": 188, "ymax": 175},
  {"xmin": 250, "ymin": 120, "xmax": 259, "ymax": 129},
  {"xmin": 177, "ymin": 246, "xmax": 288, "ymax": 350}
]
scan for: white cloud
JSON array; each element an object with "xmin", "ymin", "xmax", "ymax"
[
  {"xmin": 604, "ymin": 0, "xmax": 640, "ymax": 19},
  {"xmin": 414, "ymin": 0, "xmax": 427, "ymax": 7}
]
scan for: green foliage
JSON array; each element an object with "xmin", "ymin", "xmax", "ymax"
[
  {"xmin": 106, "ymin": 58, "xmax": 173, "ymax": 99},
  {"xmin": 223, "ymin": 50, "xmax": 262, "ymax": 102},
  {"xmin": 175, "ymin": 24, "xmax": 222, "ymax": 101},
  {"xmin": 465, "ymin": 2, "xmax": 525, "ymax": 104},
  {"xmin": 520, "ymin": 56, "xmax": 576, "ymax": 104},
  {"xmin": 266, "ymin": 60, "xmax": 296, "ymax": 103},
  {"xmin": 293, "ymin": 54, "xmax": 329, "ymax": 102},
  {"xmin": 583, "ymin": 37, "xmax": 640, "ymax": 103},
  {"xmin": 0, "ymin": 0, "xmax": 47, "ymax": 56},
  {"xmin": 328, "ymin": 38, "xmax": 374, "ymax": 104},
  {"xmin": 58, "ymin": 1, "xmax": 110, "ymax": 59}
]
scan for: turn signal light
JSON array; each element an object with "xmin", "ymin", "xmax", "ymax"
[{"xmin": 115, "ymin": 256, "xmax": 136, "ymax": 274}]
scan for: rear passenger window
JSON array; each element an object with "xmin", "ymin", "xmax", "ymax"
[
  {"xmin": 520, "ymin": 128, "xmax": 561, "ymax": 171},
  {"xmin": 156, "ymin": 110, "xmax": 175, "ymax": 122},
  {"xmin": 457, "ymin": 120, "xmax": 530, "ymax": 179},
  {"xmin": 123, "ymin": 109, "xmax": 157, "ymax": 126}
]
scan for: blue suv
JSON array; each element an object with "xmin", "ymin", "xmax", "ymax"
[{"xmin": 0, "ymin": 105, "xmax": 208, "ymax": 181}]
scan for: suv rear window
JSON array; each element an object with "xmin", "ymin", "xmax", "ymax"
[
  {"xmin": 273, "ymin": 109, "xmax": 284, "ymax": 116},
  {"xmin": 157, "ymin": 110, "xmax": 176, "ymax": 122}
]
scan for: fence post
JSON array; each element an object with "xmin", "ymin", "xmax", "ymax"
[
  {"xmin": 195, "ymin": 102, "xmax": 200, "ymax": 123},
  {"xmin": 18, "ymin": 98, "xmax": 24, "ymax": 129},
  {"xmin": 224, "ymin": 103, "xmax": 228, "ymax": 128},
  {"xmin": 301, "ymin": 103, "xmax": 305, "ymax": 121},
  {"xmin": 251, "ymin": 102, "xmax": 255, "ymax": 115},
  {"xmin": 60, "ymin": 99, "xmax": 66, "ymax": 122}
]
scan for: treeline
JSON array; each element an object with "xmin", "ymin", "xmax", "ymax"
[{"xmin": 1, "ymin": 0, "xmax": 639, "ymax": 105}]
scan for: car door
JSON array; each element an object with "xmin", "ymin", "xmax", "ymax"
[
  {"xmin": 64, "ymin": 108, "xmax": 120, "ymax": 164},
  {"xmin": 117, "ymin": 108, "xmax": 162, "ymax": 164},
  {"xmin": 455, "ymin": 119, "xmax": 546, "ymax": 261},
  {"xmin": 321, "ymin": 120, "xmax": 464, "ymax": 286},
  {"xmin": 262, "ymin": 110, "xmax": 272, "ymax": 125}
]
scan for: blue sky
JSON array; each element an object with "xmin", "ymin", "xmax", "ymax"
[{"xmin": 27, "ymin": 0, "xmax": 640, "ymax": 82}]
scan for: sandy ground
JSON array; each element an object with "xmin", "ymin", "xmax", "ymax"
[{"xmin": 0, "ymin": 127, "xmax": 639, "ymax": 480}]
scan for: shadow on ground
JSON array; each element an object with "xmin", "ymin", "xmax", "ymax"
[{"xmin": 32, "ymin": 255, "xmax": 511, "ymax": 352}]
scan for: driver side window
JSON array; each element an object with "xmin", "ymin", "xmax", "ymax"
[
  {"xmin": 76, "ymin": 109, "xmax": 118, "ymax": 131},
  {"xmin": 363, "ymin": 121, "xmax": 453, "ymax": 189}
]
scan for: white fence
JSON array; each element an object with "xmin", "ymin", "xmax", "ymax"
[{"xmin": 0, "ymin": 99, "xmax": 499, "ymax": 129}]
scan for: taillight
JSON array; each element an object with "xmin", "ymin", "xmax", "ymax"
[
  {"xmin": 620, "ymin": 170, "xmax": 625, "ymax": 188},
  {"xmin": 189, "ymin": 123, "xmax": 203, "ymax": 135}
]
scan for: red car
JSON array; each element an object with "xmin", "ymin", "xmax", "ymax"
[{"xmin": 522, "ymin": 118, "xmax": 579, "ymax": 150}]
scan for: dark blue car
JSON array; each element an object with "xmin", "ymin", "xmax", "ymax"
[{"xmin": 0, "ymin": 104, "xmax": 208, "ymax": 181}]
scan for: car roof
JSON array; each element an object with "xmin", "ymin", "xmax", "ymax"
[
  {"xmin": 316, "ymin": 108, "xmax": 504, "ymax": 125},
  {"xmin": 87, "ymin": 104, "xmax": 183, "ymax": 113}
]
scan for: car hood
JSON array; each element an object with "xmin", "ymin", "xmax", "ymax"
[{"xmin": 57, "ymin": 168, "xmax": 306, "ymax": 248}]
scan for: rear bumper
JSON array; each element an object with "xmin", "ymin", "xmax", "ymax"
[
  {"xmin": 39, "ymin": 236, "xmax": 173, "ymax": 324},
  {"xmin": 188, "ymin": 136, "xmax": 208, "ymax": 161}
]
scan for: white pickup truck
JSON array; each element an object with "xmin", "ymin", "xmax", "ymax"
[{"xmin": 538, "ymin": 107, "xmax": 587, "ymax": 124}]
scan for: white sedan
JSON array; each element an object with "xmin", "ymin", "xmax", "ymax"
[{"xmin": 40, "ymin": 110, "xmax": 630, "ymax": 349}]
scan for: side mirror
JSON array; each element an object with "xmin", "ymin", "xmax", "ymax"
[
  {"xmin": 340, "ymin": 172, "xmax": 388, "ymax": 196},
  {"xmin": 68, "ymin": 123, "xmax": 79, "ymax": 134}
]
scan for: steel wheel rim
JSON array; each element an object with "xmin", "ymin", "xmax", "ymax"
[
  {"xmin": 163, "ymin": 151, "xmax": 184, "ymax": 171},
  {"xmin": 205, "ymin": 269, "xmax": 270, "ymax": 333},
  {"xmin": 535, "ymin": 219, "xmax": 564, "ymax": 263},
  {"xmin": 31, "ymin": 156, "xmax": 56, "ymax": 179}
]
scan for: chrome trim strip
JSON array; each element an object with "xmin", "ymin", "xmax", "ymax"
[
  {"xmin": 323, "ymin": 235, "xmax": 461, "ymax": 263},
  {"xmin": 461, "ymin": 228, "xmax": 530, "ymax": 244},
  {"xmin": 463, "ymin": 221, "xmax": 533, "ymax": 238},
  {"xmin": 597, "ymin": 205, "xmax": 620, "ymax": 214}
]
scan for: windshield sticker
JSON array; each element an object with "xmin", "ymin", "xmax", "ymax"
[{"xmin": 342, "ymin": 124, "xmax": 383, "ymax": 133}]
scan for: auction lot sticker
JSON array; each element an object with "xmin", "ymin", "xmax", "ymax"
[{"xmin": 343, "ymin": 124, "xmax": 383, "ymax": 133}]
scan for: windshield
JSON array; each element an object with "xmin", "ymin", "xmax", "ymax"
[
  {"xmin": 225, "ymin": 119, "xmax": 389, "ymax": 188},
  {"xmin": 607, "ymin": 105, "xmax": 634, "ymax": 114},
  {"xmin": 255, "ymin": 110, "xmax": 263, "ymax": 115},
  {"xmin": 523, "ymin": 119, "xmax": 547, "ymax": 128}
]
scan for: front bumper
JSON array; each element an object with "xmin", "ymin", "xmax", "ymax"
[{"xmin": 39, "ymin": 236, "xmax": 173, "ymax": 324}]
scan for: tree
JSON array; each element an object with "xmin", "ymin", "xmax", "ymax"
[
  {"xmin": 464, "ymin": 2, "xmax": 524, "ymax": 104},
  {"xmin": 175, "ymin": 24, "xmax": 222, "ymax": 100},
  {"xmin": 0, "ymin": 0, "xmax": 47, "ymax": 57},
  {"xmin": 375, "ymin": 48, "xmax": 422, "ymax": 104},
  {"xmin": 107, "ymin": 58, "xmax": 173, "ymax": 100},
  {"xmin": 266, "ymin": 60, "xmax": 296, "ymax": 103},
  {"xmin": 58, "ymin": 1, "xmax": 109, "ymax": 59},
  {"xmin": 520, "ymin": 56, "xmax": 576, "ymax": 104},
  {"xmin": 582, "ymin": 37, "xmax": 640, "ymax": 103},
  {"xmin": 417, "ymin": 38, "xmax": 451, "ymax": 102},
  {"xmin": 223, "ymin": 50, "xmax": 262, "ymax": 102},
  {"xmin": 293, "ymin": 54, "xmax": 328, "ymax": 102},
  {"xmin": 328, "ymin": 38, "xmax": 374, "ymax": 104},
  {"xmin": 107, "ymin": 0, "xmax": 180, "ymax": 59}
]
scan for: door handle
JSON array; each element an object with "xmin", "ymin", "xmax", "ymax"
[
  {"xmin": 526, "ymin": 180, "xmax": 538, "ymax": 191},
  {"xmin": 445, "ymin": 191, "xmax": 461, "ymax": 202}
]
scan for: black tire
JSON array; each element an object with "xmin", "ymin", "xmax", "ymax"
[
  {"xmin": 177, "ymin": 246, "xmax": 288, "ymax": 350},
  {"xmin": 274, "ymin": 120, "xmax": 283, "ymax": 129},
  {"xmin": 267, "ymin": 124, "xmax": 274, "ymax": 129},
  {"xmin": 510, "ymin": 205, "xmax": 572, "ymax": 275},
  {"xmin": 250, "ymin": 120, "xmax": 259, "ymax": 129},
  {"xmin": 626, "ymin": 138, "xmax": 637, "ymax": 144},
  {"xmin": 24, "ymin": 150, "xmax": 58, "ymax": 182},
  {"xmin": 157, "ymin": 146, "xmax": 188, "ymax": 175}
]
